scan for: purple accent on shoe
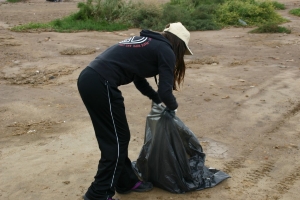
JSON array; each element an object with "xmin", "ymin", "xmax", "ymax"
[{"xmin": 131, "ymin": 181, "xmax": 142, "ymax": 190}]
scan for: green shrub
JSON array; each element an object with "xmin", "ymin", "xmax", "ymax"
[
  {"xmin": 249, "ymin": 23, "xmax": 291, "ymax": 33},
  {"xmin": 7, "ymin": 0, "xmax": 22, "ymax": 2},
  {"xmin": 161, "ymin": 4, "xmax": 191, "ymax": 27},
  {"xmin": 170, "ymin": 0, "xmax": 224, "ymax": 7},
  {"xmin": 72, "ymin": 0, "xmax": 126, "ymax": 21},
  {"xmin": 271, "ymin": 1, "xmax": 285, "ymax": 10},
  {"xmin": 189, "ymin": 4, "xmax": 221, "ymax": 30},
  {"xmin": 157, "ymin": 2, "xmax": 221, "ymax": 31},
  {"xmin": 215, "ymin": 0, "xmax": 287, "ymax": 27},
  {"xmin": 289, "ymin": 8, "xmax": 300, "ymax": 16},
  {"xmin": 124, "ymin": 2, "xmax": 163, "ymax": 30},
  {"xmin": 11, "ymin": 0, "xmax": 288, "ymax": 32},
  {"xmin": 11, "ymin": 16, "xmax": 129, "ymax": 32},
  {"xmin": 11, "ymin": 23, "xmax": 53, "ymax": 32}
]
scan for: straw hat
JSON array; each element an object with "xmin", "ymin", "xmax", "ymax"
[{"xmin": 163, "ymin": 22, "xmax": 193, "ymax": 55}]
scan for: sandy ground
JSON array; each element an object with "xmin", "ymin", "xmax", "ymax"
[{"xmin": 0, "ymin": 0, "xmax": 300, "ymax": 199}]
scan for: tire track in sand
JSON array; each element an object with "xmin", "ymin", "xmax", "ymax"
[
  {"xmin": 221, "ymin": 101, "xmax": 300, "ymax": 198},
  {"xmin": 270, "ymin": 165, "xmax": 300, "ymax": 198}
]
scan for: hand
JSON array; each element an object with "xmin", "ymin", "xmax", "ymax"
[
  {"xmin": 164, "ymin": 107, "xmax": 177, "ymax": 117},
  {"xmin": 152, "ymin": 102, "xmax": 165, "ymax": 109},
  {"xmin": 158, "ymin": 103, "xmax": 165, "ymax": 109}
]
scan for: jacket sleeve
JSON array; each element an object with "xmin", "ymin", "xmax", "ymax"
[
  {"xmin": 156, "ymin": 44, "xmax": 178, "ymax": 110},
  {"xmin": 134, "ymin": 76, "xmax": 161, "ymax": 104}
]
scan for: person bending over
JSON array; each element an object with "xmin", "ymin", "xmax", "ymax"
[{"xmin": 77, "ymin": 22, "xmax": 193, "ymax": 200}]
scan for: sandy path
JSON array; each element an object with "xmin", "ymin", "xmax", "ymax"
[{"xmin": 1, "ymin": 0, "xmax": 300, "ymax": 200}]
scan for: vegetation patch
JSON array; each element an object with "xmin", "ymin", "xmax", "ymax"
[
  {"xmin": 11, "ymin": 23, "xmax": 53, "ymax": 32},
  {"xmin": 215, "ymin": 0, "xmax": 287, "ymax": 27},
  {"xmin": 60, "ymin": 47, "xmax": 96, "ymax": 55},
  {"xmin": 11, "ymin": 0, "xmax": 288, "ymax": 32},
  {"xmin": 7, "ymin": 0, "xmax": 22, "ymax": 3},
  {"xmin": 271, "ymin": 1, "xmax": 286, "ymax": 10},
  {"xmin": 249, "ymin": 23, "xmax": 291, "ymax": 34},
  {"xmin": 289, "ymin": 8, "xmax": 300, "ymax": 17}
]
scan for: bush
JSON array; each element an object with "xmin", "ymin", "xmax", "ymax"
[
  {"xmin": 289, "ymin": 8, "xmax": 300, "ymax": 17},
  {"xmin": 170, "ymin": 0, "xmax": 225, "ymax": 7},
  {"xmin": 125, "ymin": 2, "xmax": 163, "ymax": 30},
  {"xmin": 120, "ymin": 0, "xmax": 222, "ymax": 31},
  {"xmin": 215, "ymin": 0, "xmax": 287, "ymax": 27},
  {"xmin": 72, "ymin": 0, "xmax": 126, "ymax": 21},
  {"xmin": 157, "ymin": 2, "xmax": 221, "ymax": 31},
  {"xmin": 161, "ymin": 4, "xmax": 192, "ymax": 28},
  {"xmin": 271, "ymin": 1, "xmax": 285, "ymax": 10},
  {"xmin": 7, "ymin": 0, "xmax": 22, "ymax": 2},
  {"xmin": 11, "ymin": 0, "xmax": 288, "ymax": 32},
  {"xmin": 249, "ymin": 23, "xmax": 291, "ymax": 33}
]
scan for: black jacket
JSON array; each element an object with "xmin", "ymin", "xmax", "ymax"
[{"xmin": 89, "ymin": 30, "xmax": 178, "ymax": 110}]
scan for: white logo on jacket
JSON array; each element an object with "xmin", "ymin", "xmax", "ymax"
[{"xmin": 119, "ymin": 36, "xmax": 148, "ymax": 44}]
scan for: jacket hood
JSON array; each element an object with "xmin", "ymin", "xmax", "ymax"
[{"xmin": 140, "ymin": 30, "xmax": 173, "ymax": 49}]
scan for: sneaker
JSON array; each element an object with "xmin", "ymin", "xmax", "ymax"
[
  {"xmin": 83, "ymin": 195, "xmax": 119, "ymax": 200},
  {"xmin": 116, "ymin": 181, "xmax": 153, "ymax": 194}
]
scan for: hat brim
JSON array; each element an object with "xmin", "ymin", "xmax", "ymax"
[{"xmin": 185, "ymin": 46, "xmax": 193, "ymax": 55}]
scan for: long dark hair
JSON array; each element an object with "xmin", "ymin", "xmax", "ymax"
[{"xmin": 161, "ymin": 28, "xmax": 187, "ymax": 91}]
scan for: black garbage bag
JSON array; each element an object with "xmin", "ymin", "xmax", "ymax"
[{"xmin": 132, "ymin": 103, "xmax": 230, "ymax": 193}]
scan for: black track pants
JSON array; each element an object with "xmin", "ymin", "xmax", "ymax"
[{"xmin": 77, "ymin": 67, "xmax": 139, "ymax": 200}]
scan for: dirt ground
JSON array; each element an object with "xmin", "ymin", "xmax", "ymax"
[{"xmin": 0, "ymin": 0, "xmax": 300, "ymax": 199}]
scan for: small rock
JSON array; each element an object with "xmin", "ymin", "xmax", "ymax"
[
  {"xmin": 63, "ymin": 181, "xmax": 70, "ymax": 185},
  {"xmin": 286, "ymin": 59, "xmax": 294, "ymax": 62},
  {"xmin": 27, "ymin": 130, "xmax": 36, "ymax": 134},
  {"xmin": 290, "ymin": 144, "xmax": 298, "ymax": 148},
  {"xmin": 117, "ymin": 32, "xmax": 126, "ymax": 36},
  {"xmin": 278, "ymin": 65, "xmax": 287, "ymax": 68},
  {"xmin": 222, "ymin": 96, "xmax": 230, "ymax": 99}
]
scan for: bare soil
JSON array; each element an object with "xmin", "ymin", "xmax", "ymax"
[{"xmin": 1, "ymin": 0, "xmax": 300, "ymax": 200}]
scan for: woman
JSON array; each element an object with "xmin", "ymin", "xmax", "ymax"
[{"xmin": 78, "ymin": 22, "xmax": 193, "ymax": 200}]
